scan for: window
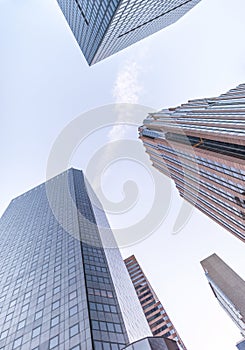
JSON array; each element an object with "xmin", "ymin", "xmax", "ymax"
[
  {"xmin": 68, "ymin": 277, "xmax": 76, "ymax": 286},
  {"xmin": 3, "ymin": 284, "xmax": 10, "ymax": 291},
  {"xmin": 13, "ymin": 336, "xmax": 23, "ymax": 348},
  {"xmin": 69, "ymin": 323, "xmax": 79, "ymax": 338},
  {"xmin": 92, "ymin": 321, "xmax": 122, "ymax": 334},
  {"xmin": 52, "ymin": 300, "xmax": 60, "ymax": 310},
  {"xmin": 68, "ymin": 257, "xmax": 75, "ymax": 264},
  {"xmin": 42, "ymin": 264, "xmax": 49, "ymax": 271},
  {"xmin": 53, "ymin": 286, "xmax": 61, "ymax": 295},
  {"xmin": 17, "ymin": 320, "xmax": 25, "ymax": 330},
  {"xmin": 70, "ymin": 345, "xmax": 80, "ymax": 350},
  {"xmin": 35, "ymin": 310, "xmax": 43, "ymax": 320},
  {"xmin": 32, "ymin": 326, "xmax": 41, "ymax": 338},
  {"xmin": 13, "ymin": 287, "xmax": 20, "ymax": 295},
  {"xmin": 53, "ymin": 274, "xmax": 61, "ymax": 283},
  {"xmin": 107, "ymin": 323, "xmax": 114, "ymax": 332},
  {"xmin": 51, "ymin": 315, "xmax": 60, "ymax": 327},
  {"xmin": 68, "ymin": 266, "xmax": 76, "ymax": 274},
  {"xmin": 37, "ymin": 295, "xmax": 45, "ymax": 303},
  {"xmin": 69, "ymin": 290, "xmax": 77, "ymax": 301},
  {"xmin": 5, "ymin": 312, "xmax": 13, "ymax": 321},
  {"xmin": 9, "ymin": 299, "xmax": 17, "ymax": 308},
  {"xmin": 92, "ymin": 320, "xmax": 99, "ymax": 330},
  {"xmin": 94, "ymin": 342, "xmax": 102, "ymax": 350},
  {"xmin": 24, "ymin": 291, "xmax": 31, "ymax": 300},
  {"xmin": 21, "ymin": 303, "xmax": 29, "ymax": 312},
  {"xmin": 49, "ymin": 335, "xmax": 59, "ymax": 349},
  {"xmin": 54, "ymin": 265, "xmax": 61, "ymax": 272},
  {"xmin": 0, "ymin": 330, "xmax": 8, "ymax": 340},
  {"xmin": 69, "ymin": 305, "xmax": 78, "ymax": 317},
  {"xmin": 114, "ymin": 324, "xmax": 122, "ymax": 333},
  {"xmin": 0, "ymin": 295, "xmax": 6, "ymax": 303},
  {"xmin": 39, "ymin": 283, "xmax": 46, "ymax": 291}
]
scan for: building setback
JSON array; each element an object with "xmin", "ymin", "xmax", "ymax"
[
  {"xmin": 0, "ymin": 168, "xmax": 152, "ymax": 350},
  {"xmin": 124, "ymin": 255, "xmax": 186, "ymax": 350},
  {"xmin": 201, "ymin": 253, "xmax": 245, "ymax": 340},
  {"xmin": 139, "ymin": 83, "xmax": 245, "ymax": 242},
  {"xmin": 56, "ymin": 0, "xmax": 201, "ymax": 65},
  {"xmin": 122, "ymin": 336, "xmax": 180, "ymax": 350}
]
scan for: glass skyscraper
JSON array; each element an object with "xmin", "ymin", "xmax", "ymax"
[
  {"xmin": 56, "ymin": 0, "xmax": 201, "ymax": 65},
  {"xmin": 0, "ymin": 168, "xmax": 151, "ymax": 350},
  {"xmin": 237, "ymin": 340, "xmax": 245, "ymax": 350},
  {"xmin": 124, "ymin": 255, "xmax": 186, "ymax": 350},
  {"xmin": 201, "ymin": 253, "xmax": 245, "ymax": 342},
  {"xmin": 139, "ymin": 83, "xmax": 245, "ymax": 242}
]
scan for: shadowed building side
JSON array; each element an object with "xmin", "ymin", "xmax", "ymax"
[{"xmin": 201, "ymin": 253, "xmax": 245, "ymax": 343}]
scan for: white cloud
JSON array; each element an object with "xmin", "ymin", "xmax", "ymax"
[
  {"xmin": 108, "ymin": 58, "xmax": 144, "ymax": 141},
  {"xmin": 113, "ymin": 60, "xmax": 143, "ymax": 104}
]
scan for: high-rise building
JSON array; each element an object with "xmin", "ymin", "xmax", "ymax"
[
  {"xmin": 0, "ymin": 168, "xmax": 151, "ymax": 350},
  {"xmin": 237, "ymin": 339, "xmax": 245, "ymax": 350},
  {"xmin": 56, "ymin": 0, "xmax": 201, "ymax": 65},
  {"xmin": 139, "ymin": 83, "xmax": 245, "ymax": 242},
  {"xmin": 124, "ymin": 255, "xmax": 186, "ymax": 350},
  {"xmin": 201, "ymin": 253, "xmax": 245, "ymax": 340}
]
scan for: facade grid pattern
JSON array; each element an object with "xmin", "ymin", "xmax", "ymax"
[
  {"xmin": 56, "ymin": 0, "xmax": 201, "ymax": 65},
  {"xmin": 124, "ymin": 255, "xmax": 186, "ymax": 350},
  {"xmin": 0, "ymin": 169, "xmax": 139, "ymax": 350}
]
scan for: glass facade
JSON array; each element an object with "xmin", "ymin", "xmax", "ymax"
[
  {"xmin": 0, "ymin": 169, "xmax": 149, "ymax": 350},
  {"xmin": 237, "ymin": 340, "xmax": 245, "ymax": 350},
  {"xmin": 140, "ymin": 83, "xmax": 245, "ymax": 242},
  {"xmin": 124, "ymin": 256, "xmax": 186, "ymax": 350},
  {"xmin": 56, "ymin": 0, "xmax": 201, "ymax": 65}
]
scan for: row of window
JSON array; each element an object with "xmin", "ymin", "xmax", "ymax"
[
  {"xmin": 90, "ymin": 302, "xmax": 117, "ymax": 314},
  {"xmin": 1, "ymin": 326, "xmax": 81, "ymax": 350},
  {"xmin": 85, "ymin": 263, "xmax": 107, "ymax": 273},
  {"xmin": 88, "ymin": 288, "xmax": 114, "ymax": 299},
  {"xmin": 92, "ymin": 320, "xmax": 122, "ymax": 334}
]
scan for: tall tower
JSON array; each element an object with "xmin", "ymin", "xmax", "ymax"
[
  {"xmin": 139, "ymin": 83, "xmax": 245, "ymax": 242},
  {"xmin": 200, "ymin": 253, "xmax": 245, "ymax": 340},
  {"xmin": 237, "ymin": 340, "xmax": 245, "ymax": 350},
  {"xmin": 56, "ymin": 0, "xmax": 201, "ymax": 65},
  {"xmin": 124, "ymin": 255, "xmax": 186, "ymax": 350},
  {"xmin": 0, "ymin": 169, "xmax": 151, "ymax": 350}
]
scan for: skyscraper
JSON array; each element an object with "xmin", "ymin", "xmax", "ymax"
[
  {"xmin": 124, "ymin": 255, "xmax": 186, "ymax": 350},
  {"xmin": 56, "ymin": 0, "xmax": 201, "ymax": 65},
  {"xmin": 0, "ymin": 168, "xmax": 151, "ymax": 350},
  {"xmin": 237, "ymin": 339, "xmax": 245, "ymax": 350},
  {"xmin": 201, "ymin": 253, "xmax": 245, "ymax": 341},
  {"xmin": 139, "ymin": 83, "xmax": 245, "ymax": 242}
]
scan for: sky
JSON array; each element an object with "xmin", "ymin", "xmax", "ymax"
[{"xmin": 1, "ymin": 0, "xmax": 245, "ymax": 349}]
